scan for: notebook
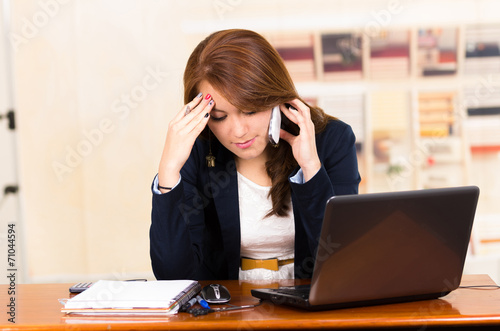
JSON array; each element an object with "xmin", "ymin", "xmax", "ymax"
[
  {"xmin": 61, "ymin": 280, "xmax": 201, "ymax": 315},
  {"xmin": 251, "ymin": 186, "xmax": 480, "ymax": 310}
]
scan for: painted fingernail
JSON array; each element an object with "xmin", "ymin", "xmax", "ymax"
[
  {"xmin": 196, "ymin": 92, "xmax": 203, "ymax": 98},
  {"xmin": 209, "ymin": 100, "xmax": 214, "ymax": 106},
  {"xmin": 205, "ymin": 94, "xmax": 211, "ymax": 100},
  {"xmin": 204, "ymin": 113, "xmax": 209, "ymax": 118},
  {"xmin": 185, "ymin": 105, "xmax": 191, "ymax": 116}
]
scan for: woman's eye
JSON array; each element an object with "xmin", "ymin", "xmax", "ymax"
[
  {"xmin": 243, "ymin": 111, "xmax": 256, "ymax": 116},
  {"xmin": 210, "ymin": 116, "xmax": 226, "ymax": 122}
]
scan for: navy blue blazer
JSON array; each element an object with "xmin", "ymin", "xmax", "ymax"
[{"xmin": 150, "ymin": 119, "xmax": 361, "ymax": 280}]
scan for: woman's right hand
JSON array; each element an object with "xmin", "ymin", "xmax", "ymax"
[{"xmin": 158, "ymin": 92, "xmax": 213, "ymax": 193}]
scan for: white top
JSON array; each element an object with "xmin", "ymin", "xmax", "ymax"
[
  {"xmin": 237, "ymin": 172, "xmax": 295, "ymax": 280},
  {"xmin": 152, "ymin": 169, "xmax": 307, "ymax": 280}
]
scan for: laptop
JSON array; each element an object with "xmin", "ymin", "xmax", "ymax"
[{"xmin": 251, "ymin": 186, "xmax": 480, "ymax": 310}]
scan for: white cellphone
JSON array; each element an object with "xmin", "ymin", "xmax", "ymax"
[{"xmin": 268, "ymin": 105, "xmax": 281, "ymax": 145}]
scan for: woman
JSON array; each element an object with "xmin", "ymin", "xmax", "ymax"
[{"xmin": 150, "ymin": 29, "xmax": 361, "ymax": 280}]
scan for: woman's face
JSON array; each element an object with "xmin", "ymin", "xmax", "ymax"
[{"xmin": 200, "ymin": 81, "xmax": 272, "ymax": 162}]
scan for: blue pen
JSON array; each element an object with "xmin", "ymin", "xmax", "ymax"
[{"xmin": 196, "ymin": 295, "xmax": 210, "ymax": 309}]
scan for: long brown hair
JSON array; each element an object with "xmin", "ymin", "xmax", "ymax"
[{"xmin": 183, "ymin": 29, "xmax": 335, "ymax": 217}]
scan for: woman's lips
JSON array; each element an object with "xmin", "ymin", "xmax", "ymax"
[{"xmin": 235, "ymin": 137, "xmax": 256, "ymax": 149}]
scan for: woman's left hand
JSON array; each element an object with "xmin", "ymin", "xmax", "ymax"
[{"xmin": 279, "ymin": 99, "xmax": 321, "ymax": 182}]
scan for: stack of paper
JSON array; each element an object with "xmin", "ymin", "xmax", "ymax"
[
  {"xmin": 370, "ymin": 30, "xmax": 410, "ymax": 79},
  {"xmin": 267, "ymin": 32, "xmax": 316, "ymax": 82},
  {"xmin": 321, "ymin": 33, "xmax": 363, "ymax": 81},
  {"xmin": 464, "ymin": 25, "xmax": 500, "ymax": 76},
  {"xmin": 61, "ymin": 280, "xmax": 200, "ymax": 315}
]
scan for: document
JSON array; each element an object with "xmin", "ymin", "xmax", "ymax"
[{"xmin": 61, "ymin": 280, "xmax": 200, "ymax": 315}]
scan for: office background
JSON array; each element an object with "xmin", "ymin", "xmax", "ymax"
[{"xmin": 1, "ymin": 0, "xmax": 500, "ymax": 284}]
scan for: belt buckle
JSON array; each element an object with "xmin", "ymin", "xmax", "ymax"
[{"xmin": 262, "ymin": 258, "xmax": 279, "ymax": 271}]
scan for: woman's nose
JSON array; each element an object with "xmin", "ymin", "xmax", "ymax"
[{"xmin": 231, "ymin": 116, "xmax": 248, "ymax": 138}]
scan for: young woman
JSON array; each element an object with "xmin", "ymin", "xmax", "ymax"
[{"xmin": 150, "ymin": 29, "xmax": 361, "ymax": 280}]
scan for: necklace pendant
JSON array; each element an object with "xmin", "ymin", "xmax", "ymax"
[{"xmin": 206, "ymin": 154, "xmax": 215, "ymax": 168}]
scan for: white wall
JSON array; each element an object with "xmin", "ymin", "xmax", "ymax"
[
  {"xmin": 1, "ymin": 0, "xmax": 499, "ymax": 283},
  {"xmin": 1, "ymin": 0, "xmax": 24, "ymax": 283}
]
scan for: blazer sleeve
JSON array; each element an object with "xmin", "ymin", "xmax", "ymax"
[
  {"xmin": 149, "ymin": 142, "xmax": 208, "ymax": 280},
  {"xmin": 290, "ymin": 120, "xmax": 361, "ymax": 268}
]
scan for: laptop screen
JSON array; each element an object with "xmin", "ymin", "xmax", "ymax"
[{"xmin": 309, "ymin": 186, "xmax": 479, "ymax": 306}]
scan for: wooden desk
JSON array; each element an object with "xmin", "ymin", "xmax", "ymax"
[{"xmin": 1, "ymin": 274, "xmax": 500, "ymax": 330}]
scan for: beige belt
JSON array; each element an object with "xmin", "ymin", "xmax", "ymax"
[{"xmin": 241, "ymin": 257, "xmax": 294, "ymax": 271}]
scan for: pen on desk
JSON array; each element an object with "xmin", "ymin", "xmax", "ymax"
[{"xmin": 196, "ymin": 295, "xmax": 210, "ymax": 309}]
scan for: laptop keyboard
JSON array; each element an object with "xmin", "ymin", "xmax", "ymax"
[{"xmin": 273, "ymin": 285, "xmax": 310, "ymax": 299}]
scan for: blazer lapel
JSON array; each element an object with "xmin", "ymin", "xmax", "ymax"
[{"xmin": 209, "ymin": 147, "xmax": 241, "ymax": 279}]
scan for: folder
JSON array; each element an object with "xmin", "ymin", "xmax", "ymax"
[{"xmin": 61, "ymin": 280, "xmax": 200, "ymax": 315}]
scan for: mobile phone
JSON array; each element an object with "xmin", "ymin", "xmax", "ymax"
[
  {"xmin": 268, "ymin": 105, "xmax": 281, "ymax": 145},
  {"xmin": 69, "ymin": 282, "xmax": 93, "ymax": 293}
]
